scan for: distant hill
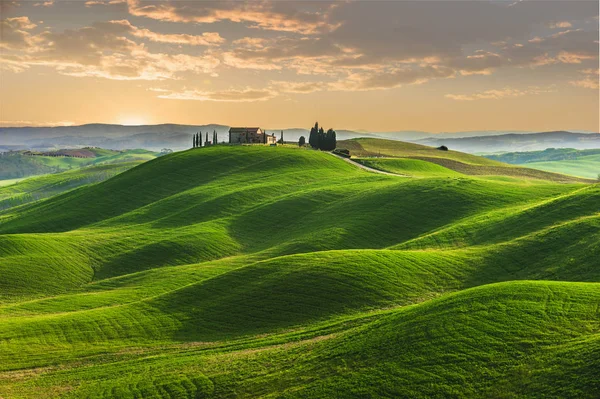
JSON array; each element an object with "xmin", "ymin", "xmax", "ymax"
[
  {"xmin": 3, "ymin": 124, "xmax": 597, "ymax": 153},
  {"xmin": 418, "ymin": 131, "xmax": 600, "ymax": 152},
  {"xmin": 0, "ymin": 124, "xmax": 230, "ymax": 152}
]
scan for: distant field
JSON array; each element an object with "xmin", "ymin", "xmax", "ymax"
[
  {"xmin": 485, "ymin": 148, "xmax": 600, "ymax": 164},
  {"xmin": 0, "ymin": 161, "xmax": 145, "ymax": 211},
  {"xmin": 0, "ymin": 148, "xmax": 158, "ymax": 180},
  {"xmin": 340, "ymin": 137, "xmax": 503, "ymax": 165},
  {"xmin": 483, "ymin": 148, "xmax": 600, "ymax": 179},
  {"xmin": 522, "ymin": 154, "xmax": 600, "ymax": 179},
  {"xmin": 0, "ymin": 143, "xmax": 598, "ymax": 398},
  {"xmin": 342, "ymin": 138, "xmax": 593, "ymax": 183},
  {"xmin": 0, "ymin": 177, "xmax": 29, "ymax": 187}
]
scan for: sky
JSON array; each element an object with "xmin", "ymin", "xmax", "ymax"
[{"xmin": 0, "ymin": 0, "xmax": 598, "ymax": 132}]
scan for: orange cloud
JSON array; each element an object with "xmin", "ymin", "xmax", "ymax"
[
  {"xmin": 126, "ymin": 0, "xmax": 339, "ymax": 34},
  {"xmin": 445, "ymin": 86, "xmax": 554, "ymax": 101},
  {"xmin": 0, "ymin": 16, "xmax": 37, "ymax": 50},
  {"xmin": 570, "ymin": 69, "xmax": 599, "ymax": 89},
  {"xmin": 0, "ymin": 19, "xmax": 221, "ymax": 80},
  {"xmin": 156, "ymin": 87, "xmax": 276, "ymax": 102}
]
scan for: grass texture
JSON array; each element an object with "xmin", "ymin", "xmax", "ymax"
[{"xmin": 0, "ymin": 143, "xmax": 598, "ymax": 398}]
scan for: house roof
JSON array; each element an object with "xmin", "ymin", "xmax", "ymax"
[{"xmin": 229, "ymin": 127, "xmax": 262, "ymax": 134}]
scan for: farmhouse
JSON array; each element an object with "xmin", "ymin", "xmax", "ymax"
[{"xmin": 229, "ymin": 127, "xmax": 276, "ymax": 144}]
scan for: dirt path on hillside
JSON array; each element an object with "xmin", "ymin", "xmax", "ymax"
[{"xmin": 330, "ymin": 153, "xmax": 410, "ymax": 177}]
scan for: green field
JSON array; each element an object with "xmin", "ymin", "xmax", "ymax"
[
  {"xmin": 0, "ymin": 148, "xmax": 158, "ymax": 180},
  {"xmin": 341, "ymin": 138, "xmax": 594, "ymax": 182},
  {"xmin": 0, "ymin": 162, "xmax": 148, "ymax": 212},
  {"xmin": 525, "ymin": 154, "xmax": 600, "ymax": 179},
  {"xmin": 0, "ymin": 143, "xmax": 598, "ymax": 398},
  {"xmin": 484, "ymin": 148, "xmax": 600, "ymax": 179}
]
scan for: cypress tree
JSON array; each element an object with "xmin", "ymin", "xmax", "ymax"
[
  {"xmin": 205, "ymin": 132, "xmax": 209, "ymax": 145},
  {"xmin": 193, "ymin": 133, "xmax": 196, "ymax": 148},
  {"xmin": 309, "ymin": 122, "xmax": 319, "ymax": 149},
  {"xmin": 325, "ymin": 128, "xmax": 336, "ymax": 151},
  {"xmin": 317, "ymin": 127, "xmax": 324, "ymax": 150}
]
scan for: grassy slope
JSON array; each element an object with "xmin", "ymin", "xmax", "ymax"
[
  {"xmin": 355, "ymin": 157, "xmax": 461, "ymax": 177},
  {"xmin": 525, "ymin": 154, "xmax": 600, "ymax": 179},
  {"xmin": 0, "ymin": 143, "xmax": 598, "ymax": 398},
  {"xmin": 341, "ymin": 138, "xmax": 593, "ymax": 182},
  {"xmin": 0, "ymin": 162, "xmax": 144, "ymax": 212},
  {"xmin": 484, "ymin": 148, "xmax": 600, "ymax": 179},
  {"xmin": 0, "ymin": 149, "xmax": 158, "ymax": 180},
  {"xmin": 485, "ymin": 148, "xmax": 600, "ymax": 164}
]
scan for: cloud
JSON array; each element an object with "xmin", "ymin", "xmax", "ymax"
[
  {"xmin": 156, "ymin": 87, "xmax": 276, "ymax": 102},
  {"xmin": 569, "ymin": 69, "xmax": 599, "ymax": 89},
  {"xmin": 126, "ymin": 0, "xmax": 339, "ymax": 34},
  {"xmin": 85, "ymin": 0, "xmax": 126, "ymax": 6},
  {"xmin": 213, "ymin": 2, "xmax": 597, "ymax": 90},
  {"xmin": 0, "ymin": 16, "xmax": 37, "ymax": 50},
  {"xmin": 0, "ymin": 19, "xmax": 221, "ymax": 80},
  {"xmin": 109, "ymin": 19, "xmax": 225, "ymax": 46},
  {"xmin": 2, "ymin": 0, "xmax": 598, "ymax": 96},
  {"xmin": 549, "ymin": 21, "xmax": 572, "ymax": 29},
  {"xmin": 448, "ymin": 51, "xmax": 506, "ymax": 75},
  {"xmin": 270, "ymin": 80, "xmax": 325, "ymax": 94},
  {"xmin": 33, "ymin": 1, "xmax": 54, "ymax": 7},
  {"xmin": 331, "ymin": 66, "xmax": 455, "ymax": 91},
  {"xmin": 0, "ymin": 120, "xmax": 76, "ymax": 127},
  {"xmin": 445, "ymin": 86, "xmax": 554, "ymax": 101},
  {"xmin": 506, "ymin": 29, "xmax": 598, "ymax": 67}
]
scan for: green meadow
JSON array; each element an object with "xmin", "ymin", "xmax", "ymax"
[
  {"xmin": 0, "ymin": 148, "xmax": 158, "ymax": 180},
  {"xmin": 0, "ymin": 141, "xmax": 598, "ymax": 398},
  {"xmin": 484, "ymin": 148, "xmax": 600, "ymax": 179},
  {"xmin": 525, "ymin": 154, "xmax": 600, "ymax": 179}
]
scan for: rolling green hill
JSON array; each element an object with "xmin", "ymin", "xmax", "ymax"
[
  {"xmin": 340, "ymin": 138, "xmax": 594, "ymax": 182},
  {"xmin": 0, "ymin": 143, "xmax": 598, "ymax": 398}
]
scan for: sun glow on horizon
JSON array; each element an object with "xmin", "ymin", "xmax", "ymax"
[{"xmin": 118, "ymin": 116, "xmax": 149, "ymax": 126}]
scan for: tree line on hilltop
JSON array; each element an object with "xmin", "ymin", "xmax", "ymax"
[
  {"xmin": 193, "ymin": 130, "xmax": 219, "ymax": 148},
  {"xmin": 306, "ymin": 122, "xmax": 336, "ymax": 151}
]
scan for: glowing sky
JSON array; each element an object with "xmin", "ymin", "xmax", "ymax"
[{"xmin": 1, "ymin": 0, "xmax": 598, "ymax": 132}]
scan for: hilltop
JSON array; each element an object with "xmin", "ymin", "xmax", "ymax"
[{"xmin": 0, "ymin": 142, "xmax": 598, "ymax": 398}]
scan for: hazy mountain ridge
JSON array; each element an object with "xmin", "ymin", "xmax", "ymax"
[{"xmin": 1, "ymin": 124, "xmax": 598, "ymax": 152}]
